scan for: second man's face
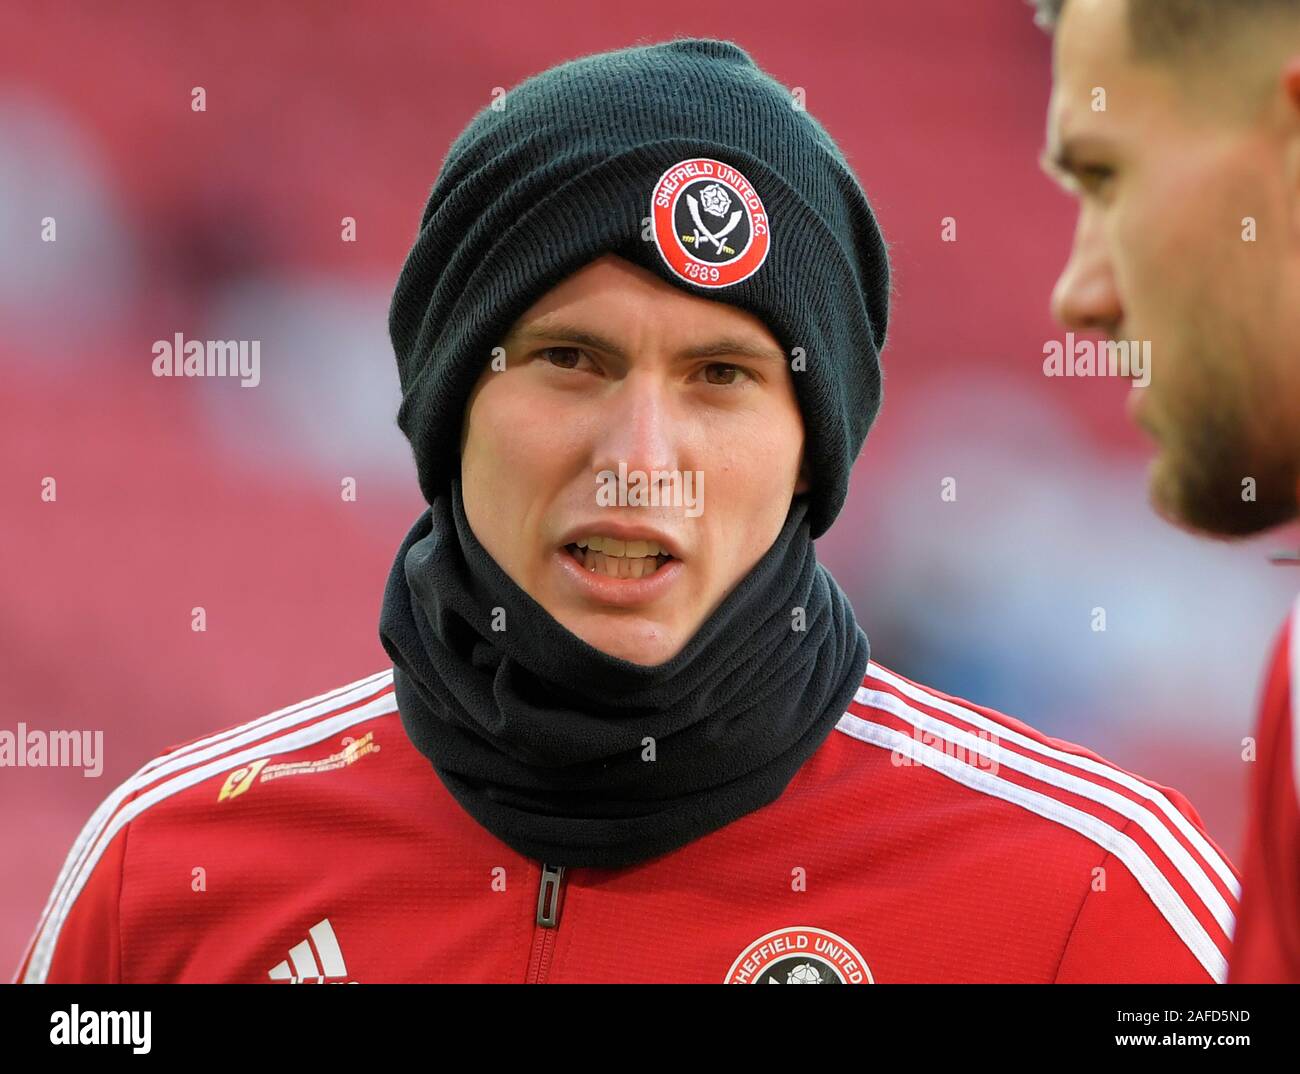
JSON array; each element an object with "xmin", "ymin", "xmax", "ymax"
[{"xmin": 1044, "ymin": 0, "xmax": 1300, "ymax": 537}]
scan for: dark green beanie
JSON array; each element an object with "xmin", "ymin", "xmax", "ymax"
[{"xmin": 388, "ymin": 37, "xmax": 890, "ymax": 539}]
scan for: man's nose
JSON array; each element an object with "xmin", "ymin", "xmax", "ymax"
[
  {"xmin": 1050, "ymin": 208, "xmax": 1122, "ymax": 334},
  {"xmin": 593, "ymin": 371, "xmax": 681, "ymax": 485}
]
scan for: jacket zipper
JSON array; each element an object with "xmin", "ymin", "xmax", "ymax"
[{"xmin": 525, "ymin": 863, "xmax": 566, "ymax": 984}]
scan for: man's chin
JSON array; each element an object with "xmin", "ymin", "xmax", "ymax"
[{"xmin": 1148, "ymin": 453, "xmax": 1298, "ymax": 540}]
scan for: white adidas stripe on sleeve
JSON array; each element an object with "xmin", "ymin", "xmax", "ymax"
[
  {"xmin": 836, "ymin": 713, "xmax": 1230, "ymax": 983},
  {"xmin": 845, "ymin": 662, "xmax": 1238, "ymax": 982},
  {"xmin": 17, "ymin": 669, "xmax": 394, "ymax": 985},
  {"xmin": 866, "ymin": 663, "xmax": 1239, "ymax": 898}
]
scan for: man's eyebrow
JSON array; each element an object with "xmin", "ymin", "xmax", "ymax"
[{"xmin": 511, "ymin": 320, "xmax": 787, "ymax": 364}]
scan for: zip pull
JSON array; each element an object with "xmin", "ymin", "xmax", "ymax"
[{"xmin": 535, "ymin": 863, "xmax": 566, "ymax": 928}]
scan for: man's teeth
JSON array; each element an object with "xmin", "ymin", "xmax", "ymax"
[
  {"xmin": 570, "ymin": 535, "xmax": 672, "ymax": 578},
  {"xmin": 579, "ymin": 549, "xmax": 658, "ymax": 578},
  {"xmin": 575, "ymin": 536, "xmax": 664, "ymax": 557}
]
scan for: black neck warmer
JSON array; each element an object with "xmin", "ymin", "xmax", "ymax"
[{"xmin": 378, "ymin": 477, "xmax": 870, "ymax": 869}]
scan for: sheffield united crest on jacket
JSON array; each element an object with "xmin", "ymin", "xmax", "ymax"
[
  {"xmin": 725, "ymin": 926, "xmax": 873, "ymax": 984},
  {"xmin": 651, "ymin": 157, "xmax": 771, "ymax": 288}
]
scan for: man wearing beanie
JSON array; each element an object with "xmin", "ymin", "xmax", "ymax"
[{"xmin": 18, "ymin": 38, "xmax": 1235, "ymax": 985}]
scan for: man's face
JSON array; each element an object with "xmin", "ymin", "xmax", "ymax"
[
  {"xmin": 1044, "ymin": 0, "xmax": 1300, "ymax": 536},
  {"xmin": 458, "ymin": 253, "xmax": 808, "ymax": 666}
]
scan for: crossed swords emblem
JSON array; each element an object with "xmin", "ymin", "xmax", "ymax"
[{"xmin": 683, "ymin": 193, "xmax": 743, "ymax": 257}]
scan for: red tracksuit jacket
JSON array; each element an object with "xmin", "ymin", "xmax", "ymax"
[
  {"xmin": 15, "ymin": 660, "xmax": 1238, "ymax": 984},
  {"xmin": 1229, "ymin": 592, "xmax": 1300, "ymax": 983}
]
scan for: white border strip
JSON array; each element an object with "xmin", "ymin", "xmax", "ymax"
[
  {"xmin": 866, "ymin": 662, "xmax": 1240, "ymax": 899},
  {"xmin": 836, "ymin": 714, "xmax": 1228, "ymax": 983},
  {"xmin": 18, "ymin": 669, "xmax": 394, "ymax": 984}
]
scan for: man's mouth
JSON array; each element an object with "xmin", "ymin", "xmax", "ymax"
[{"xmin": 564, "ymin": 536, "xmax": 676, "ymax": 579}]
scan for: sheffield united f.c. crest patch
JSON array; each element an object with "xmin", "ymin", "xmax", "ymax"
[
  {"xmin": 725, "ymin": 926, "xmax": 874, "ymax": 984},
  {"xmin": 650, "ymin": 157, "xmax": 771, "ymax": 289}
]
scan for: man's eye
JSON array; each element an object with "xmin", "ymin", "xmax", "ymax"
[
  {"xmin": 700, "ymin": 362, "xmax": 751, "ymax": 386},
  {"xmin": 539, "ymin": 346, "xmax": 588, "ymax": 370}
]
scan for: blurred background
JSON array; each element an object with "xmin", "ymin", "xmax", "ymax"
[{"xmin": 3, "ymin": 0, "xmax": 1295, "ymax": 973}]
